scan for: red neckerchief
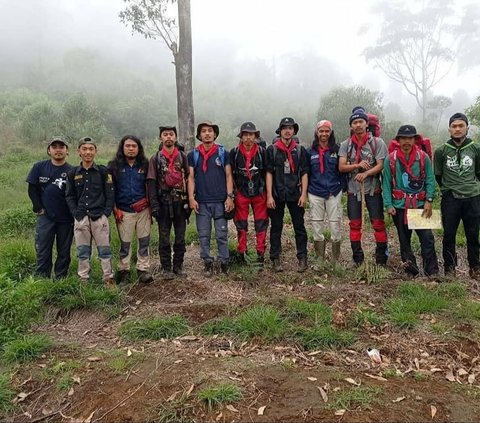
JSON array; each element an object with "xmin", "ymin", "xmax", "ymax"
[
  {"xmin": 197, "ymin": 143, "xmax": 218, "ymax": 173},
  {"xmin": 351, "ymin": 133, "xmax": 369, "ymax": 163},
  {"xmin": 238, "ymin": 142, "xmax": 259, "ymax": 180},
  {"xmin": 317, "ymin": 145, "xmax": 329, "ymax": 174},
  {"xmin": 275, "ymin": 139, "xmax": 297, "ymax": 173},
  {"xmin": 396, "ymin": 146, "xmax": 419, "ymax": 180},
  {"xmin": 161, "ymin": 146, "xmax": 179, "ymax": 172}
]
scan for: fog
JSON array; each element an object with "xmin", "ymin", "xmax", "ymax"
[{"xmin": 0, "ymin": 0, "xmax": 479, "ymax": 145}]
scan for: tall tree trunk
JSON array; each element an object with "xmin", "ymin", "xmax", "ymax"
[{"xmin": 175, "ymin": 0, "xmax": 194, "ymax": 151}]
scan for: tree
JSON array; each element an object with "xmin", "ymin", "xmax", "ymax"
[
  {"xmin": 466, "ymin": 96, "xmax": 480, "ymax": 142},
  {"xmin": 120, "ymin": 0, "xmax": 194, "ymax": 149},
  {"xmin": 317, "ymin": 85, "xmax": 384, "ymax": 142},
  {"xmin": 364, "ymin": 0, "xmax": 478, "ymax": 124},
  {"xmin": 426, "ymin": 95, "xmax": 452, "ymax": 135}
]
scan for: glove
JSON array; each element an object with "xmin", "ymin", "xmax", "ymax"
[{"xmin": 114, "ymin": 208, "xmax": 124, "ymax": 223}]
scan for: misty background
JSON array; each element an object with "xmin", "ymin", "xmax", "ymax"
[{"xmin": 0, "ymin": 0, "xmax": 479, "ymax": 150}]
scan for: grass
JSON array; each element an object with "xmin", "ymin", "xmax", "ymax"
[
  {"xmin": 106, "ymin": 349, "xmax": 147, "ymax": 374},
  {"xmin": 2, "ymin": 334, "xmax": 52, "ymax": 363},
  {"xmin": 327, "ymin": 386, "xmax": 382, "ymax": 410},
  {"xmin": 293, "ymin": 325, "xmax": 356, "ymax": 350},
  {"xmin": 151, "ymin": 396, "xmax": 194, "ymax": 423},
  {"xmin": 284, "ymin": 298, "xmax": 332, "ymax": 325},
  {"xmin": 350, "ymin": 304, "xmax": 383, "ymax": 328},
  {"xmin": 197, "ymin": 383, "xmax": 242, "ymax": 410},
  {"xmin": 119, "ymin": 314, "xmax": 190, "ymax": 341},
  {"xmin": 0, "ymin": 239, "xmax": 36, "ymax": 281},
  {"xmin": 0, "ymin": 374, "xmax": 15, "ymax": 415}
]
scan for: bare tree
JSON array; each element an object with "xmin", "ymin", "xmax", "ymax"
[
  {"xmin": 363, "ymin": 0, "xmax": 476, "ymax": 124},
  {"xmin": 120, "ymin": 0, "xmax": 194, "ymax": 149}
]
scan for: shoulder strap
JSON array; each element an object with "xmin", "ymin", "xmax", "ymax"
[
  {"xmin": 389, "ymin": 150, "xmax": 397, "ymax": 189},
  {"xmin": 193, "ymin": 148, "xmax": 199, "ymax": 168},
  {"xmin": 218, "ymin": 144, "xmax": 225, "ymax": 167}
]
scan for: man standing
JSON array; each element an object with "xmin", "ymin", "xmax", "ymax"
[
  {"xmin": 109, "ymin": 135, "xmax": 153, "ymax": 285},
  {"xmin": 266, "ymin": 117, "xmax": 309, "ymax": 272},
  {"xmin": 307, "ymin": 120, "xmax": 345, "ymax": 263},
  {"xmin": 147, "ymin": 126, "xmax": 189, "ymax": 279},
  {"xmin": 230, "ymin": 122, "xmax": 268, "ymax": 265},
  {"xmin": 27, "ymin": 137, "xmax": 74, "ymax": 279},
  {"xmin": 187, "ymin": 121, "xmax": 234, "ymax": 276},
  {"xmin": 339, "ymin": 107, "xmax": 388, "ymax": 266},
  {"xmin": 434, "ymin": 113, "xmax": 480, "ymax": 279},
  {"xmin": 65, "ymin": 137, "xmax": 115, "ymax": 288},
  {"xmin": 383, "ymin": 125, "xmax": 439, "ymax": 277}
]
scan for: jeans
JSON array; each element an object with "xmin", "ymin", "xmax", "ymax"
[
  {"xmin": 392, "ymin": 208, "xmax": 439, "ymax": 276},
  {"xmin": 157, "ymin": 201, "xmax": 187, "ymax": 270},
  {"xmin": 196, "ymin": 202, "xmax": 229, "ymax": 264},
  {"xmin": 34, "ymin": 215, "xmax": 73, "ymax": 279},
  {"xmin": 268, "ymin": 200, "xmax": 307, "ymax": 260},
  {"xmin": 441, "ymin": 191, "xmax": 480, "ymax": 271}
]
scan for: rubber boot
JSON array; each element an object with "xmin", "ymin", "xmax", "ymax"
[
  {"xmin": 351, "ymin": 241, "xmax": 364, "ymax": 266},
  {"xmin": 314, "ymin": 240, "xmax": 326, "ymax": 260},
  {"xmin": 331, "ymin": 241, "xmax": 341, "ymax": 263},
  {"xmin": 375, "ymin": 242, "xmax": 388, "ymax": 265},
  {"xmin": 298, "ymin": 256, "xmax": 308, "ymax": 273}
]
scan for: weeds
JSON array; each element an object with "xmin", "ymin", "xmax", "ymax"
[
  {"xmin": 0, "ymin": 240, "xmax": 36, "ymax": 280},
  {"xmin": 197, "ymin": 383, "xmax": 242, "ymax": 410},
  {"xmin": 151, "ymin": 396, "xmax": 194, "ymax": 423},
  {"xmin": 327, "ymin": 386, "xmax": 382, "ymax": 410},
  {"xmin": 354, "ymin": 259, "xmax": 390, "ymax": 284},
  {"xmin": 0, "ymin": 206, "xmax": 36, "ymax": 238},
  {"xmin": 283, "ymin": 298, "xmax": 332, "ymax": 325},
  {"xmin": 0, "ymin": 374, "xmax": 15, "ymax": 415},
  {"xmin": 293, "ymin": 325, "xmax": 356, "ymax": 350},
  {"xmin": 350, "ymin": 304, "xmax": 383, "ymax": 328},
  {"xmin": 119, "ymin": 315, "xmax": 190, "ymax": 341},
  {"xmin": 2, "ymin": 334, "xmax": 52, "ymax": 363},
  {"xmin": 106, "ymin": 349, "xmax": 146, "ymax": 374}
]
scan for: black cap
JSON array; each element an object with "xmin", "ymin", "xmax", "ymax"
[
  {"xmin": 395, "ymin": 124, "xmax": 418, "ymax": 139},
  {"xmin": 237, "ymin": 121, "xmax": 260, "ymax": 138},
  {"xmin": 275, "ymin": 117, "xmax": 299, "ymax": 135},
  {"xmin": 449, "ymin": 112, "xmax": 469, "ymax": 126},
  {"xmin": 159, "ymin": 126, "xmax": 177, "ymax": 136}
]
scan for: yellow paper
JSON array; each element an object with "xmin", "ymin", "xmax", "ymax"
[{"xmin": 407, "ymin": 209, "xmax": 442, "ymax": 230}]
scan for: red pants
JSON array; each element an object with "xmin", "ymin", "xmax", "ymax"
[{"xmin": 233, "ymin": 191, "xmax": 268, "ymax": 255}]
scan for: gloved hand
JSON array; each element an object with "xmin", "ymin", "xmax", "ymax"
[{"xmin": 114, "ymin": 208, "xmax": 124, "ymax": 223}]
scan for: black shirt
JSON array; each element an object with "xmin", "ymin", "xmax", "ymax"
[{"xmin": 230, "ymin": 146, "xmax": 266, "ymax": 197}]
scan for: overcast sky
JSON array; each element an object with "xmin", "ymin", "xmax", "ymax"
[{"xmin": 0, "ymin": 0, "xmax": 478, "ymax": 111}]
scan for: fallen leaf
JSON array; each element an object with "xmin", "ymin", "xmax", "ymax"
[
  {"xmin": 186, "ymin": 384, "xmax": 195, "ymax": 396},
  {"xmin": 15, "ymin": 392, "xmax": 29, "ymax": 403},
  {"xmin": 414, "ymin": 358, "xmax": 420, "ymax": 370},
  {"xmin": 431, "ymin": 405, "xmax": 437, "ymax": 419},
  {"xmin": 68, "ymin": 387, "xmax": 74, "ymax": 396},
  {"xmin": 127, "ymin": 349, "xmax": 132, "ymax": 357},
  {"xmin": 430, "ymin": 368, "xmax": 442, "ymax": 373},
  {"xmin": 258, "ymin": 405, "xmax": 266, "ymax": 415},
  {"xmin": 364, "ymin": 373, "xmax": 387, "ymax": 382},
  {"xmin": 458, "ymin": 368, "xmax": 468, "ymax": 376},
  {"xmin": 215, "ymin": 412, "xmax": 223, "ymax": 421},
  {"xmin": 73, "ymin": 376, "xmax": 81, "ymax": 384},
  {"xmin": 468, "ymin": 374, "xmax": 475, "ymax": 384},
  {"xmin": 174, "ymin": 359, "xmax": 183, "ymax": 364},
  {"xmin": 344, "ymin": 377, "xmax": 360, "ymax": 386},
  {"xmin": 445, "ymin": 369, "xmax": 456, "ymax": 382},
  {"xmin": 334, "ymin": 409, "xmax": 346, "ymax": 416},
  {"xmin": 87, "ymin": 356, "xmax": 101, "ymax": 362},
  {"xmin": 226, "ymin": 405, "xmax": 239, "ymax": 413},
  {"xmin": 317, "ymin": 386, "xmax": 328, "ymax": 403},
  {"xmin": 392, "ymin": 396, "xmax": 406, "ymax": 403},
  {"xmin": 333, "ymin": 387, "xmax": 341, "ymax": 392},
  {"xmin": 307, "ymin": 377, "xmax": 317, "ymax": 381},
  {"xmin": 135, "ymin": 300, "xmax": 142, "ymax": 305}
]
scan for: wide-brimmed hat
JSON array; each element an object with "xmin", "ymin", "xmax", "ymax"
[
  {"xmin": 47, "ymin": 136, "xmax": 68, "ymax": 149},
  {"xmin": 395, "ymin": 124, "xmax": 418, "ymax": 139},
  {"xmin": 196, "ymin": 120, "xmax": 219, "ymax": 141},
  {"xmin": 78, "ymin": 136, "xmax": 96, "ymax": 147},
  {"xmin": 275, "ymin": 117, "xmax": 299, "ymax": 135},
  {"xmin": 237, "ymin": 121, "xmax": 260, "ymax": 138},
  {"xmin": 159, "ymin": 126, "xmax": 177, "ymax": 136}
]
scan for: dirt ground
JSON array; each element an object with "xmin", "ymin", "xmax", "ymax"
[{"xmin": 6, "ymin": 219, "xmax": 480, "ymax": 423}]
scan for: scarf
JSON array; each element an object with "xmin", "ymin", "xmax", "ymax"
[
  {"xmin": 238, "ymin": 142, "xmax": 259, "ymax": 180},
  {"xmin": 161, "ymin": 146, "xmax": 179, "ymax": 172},
  {"xmin": 351, "ymin": 133, "xmax": 369, "ymax": 164},
  {"xmin": 197, "ymin": 143, "xmax": 218, "ymax": 173},
  {"xmin": 274, "ymin": 139, "xmax": 297, "ymax": 173},
  {"xmin": 317, "ymin": 145, "xmax": 329, "ymax": 174},
  {"xmin": 396, "ymin": 146, "xmax": 419, "ymax": 180}
]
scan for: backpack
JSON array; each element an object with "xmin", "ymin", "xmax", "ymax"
[
  {"xmin": 193, "ymin": 144, "xmax": 225, "ymax": 169},
  {"xmin": 388, "ymin": 135, "xmax": 433, "ymax": 160},
  {"xmin": 346, "ymin": 136, "xmax": 378, "ymax": 165},
  {"xmin": 367, "ymin": 113, "xmax": 381, "ymax": 137},
  {"xmin": 231, "ymin": 145, "xmax": 264, "ymax": 177},
  {"xmin": 389, "ymin": 149, "xmax": 426, "ymax": 189},
  {"xmin": 156, "ymin": 149, "xmax": 186, "ymax": 189}
]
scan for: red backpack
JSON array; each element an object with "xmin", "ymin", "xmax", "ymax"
[
  {"xmin": 367, "ymin": 113, "xmax": 381, "ymax": 137},
  {"xmin": 388, "ymin": 134, "xmax": 432, "ymax": 160}
]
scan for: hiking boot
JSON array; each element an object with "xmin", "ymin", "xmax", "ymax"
[
  {"xmin": 138, "ymin": 270, "xmax": 154, "ymax": 283},
  {"xmin": 469, "ymin": 267, "xmax": 480, "ymax": 281},
  {"xmin": 220, "ymin": 262, "xmax": 229, "ymax": 274},
  {"xmin": 272, "ymin": 258, "xmax": 283, "ymax": 273},
  {"xmin": 160, "ymin": 269, "xmax": 175, "ymax": 281},
  {"xmin": 173, "ymin": 265, "xmax": 186, "ymax": 277},
  {"xmin": 117, "ymin": 270, "xmax": 130, "ymax": 286},
  {"xmin": 331, "ymin": 241, "xmax": 341, "ymax": 263},
  {"xmin": 104, "ymin": 278, "xmax": 116, "ymax": 290},
  {"xmin": 235, "ymin": 253, "xmax": 247, "ymax": 264},
  {"xmin": 298, "ymin": 256, "xmax": 308, "ymax": 273},
  {"xmin": 314, "ymin": 240, "xmax": 326, "ymax": 260},
  {"xmin": 203, "ymin": 261, "xmax": 214, "ymax": 278}
]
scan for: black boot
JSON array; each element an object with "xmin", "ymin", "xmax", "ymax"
[
  {"xmin": 375, "ymin": 242, "xmax": 388, "ymax": 265},
  {"xmin": 203, "ymin": 261, "xmax": 214, "ymax": 278},
  {"xmin": 351, "ymin": 241, "xmax": 364, "ymax": 265}
]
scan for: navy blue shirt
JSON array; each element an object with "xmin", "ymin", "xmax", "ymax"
[
  {"xmin": 26, "ymin": 160, "xmax": 74, "ymax": 222},
  {"xmin": 307, "ymin": 145, "xmax": 345, "ymax": 199},
  {"xmin": 111, "ymin": 162, "xmax": 148, "ymax": 213},
  {"xmin": 187, "ymin": 145, "xmax": 230, "ymax": 203}
]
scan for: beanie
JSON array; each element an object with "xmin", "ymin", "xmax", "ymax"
[
  {"xmin": 349, "ymin": 107, "xmax": 369, "ymax": 126},
  {"xmin": 449, "ymin": 112, "xmax": 469, "ymax": 126}
]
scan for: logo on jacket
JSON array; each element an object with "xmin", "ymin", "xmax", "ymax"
[{"xmin": 52, "ymin": 178, "xmax": 66, "ymax": 189}]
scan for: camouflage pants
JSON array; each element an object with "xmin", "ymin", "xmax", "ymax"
[
  {"xmin": 73, "ymin": 215, "xmax": 113, "ymax": 280},
  {"xmin": 116, "ymin": 208, "xmax": 151, "ymax": 272}
]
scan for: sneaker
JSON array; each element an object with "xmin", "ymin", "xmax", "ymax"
[
  {"xmin": 173, "ymin": 265, "xmax": 186, "ymax": 277},
  {"xmin": 298, "ymin": 256, "xmax": 308, "ymax": 273},
  {"xmin": 138, "ymin": 270, "xmax": 154, "ymax": 283},
  {"xmin": 272, "ymin": 258, "xmax": 283, "ymax": 273},
  {"xmin": 203, "ymin": 261, "xmax": 214, "ymax": 278},
  {"xmin": 220, "ymin": 262, "xmax": 229, "ymax": 274},
  {"xmin": 117, "ymin": 270, "xmax": 130, "ymax": 286},
  {"xmin": 104, "ymin": 278, "xmax": 116, "ymax": 290}
]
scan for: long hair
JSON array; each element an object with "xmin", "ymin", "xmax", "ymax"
[
  {"xmin": 108, "ymin": 135, "xmax": 148, "ymax": 179},
  {"xmin": 312, "ymin": 129, "xmax": 338, "ymax": 152}
]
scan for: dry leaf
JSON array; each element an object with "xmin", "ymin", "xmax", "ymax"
[
  {"xmin": 468, "ymin": 374, "xmax": 475, "ymax": 384},
  {"xmin": 392, "ymin": 396, "xmax": 406, "ymax": 403},
  {"xmin": 186, "ymin": 384, "xmax": 195, "ymax": 396},
  {"xmin": 317, "ymin": 386, "xmax": 328, "ymax": 403},
  {"xmin": 334, "ymin": 409, "xmax": 346, "ymax": 416},
  {"xmin": 458, "ymin": 368, "xmax": 468, "ymax": 376},
  {"xmin": 135, "ymin": 300, "xmax": 142, "ymax": 305},
  {"xmin": 87, "ymin": 356, "xmax": 101, "ymax": 362},
  {"xmin": 73, "ymin": 376, "xmax": 81, "ymax": 384},
  {"xmin": 333, "ymin": 387, "xmax": 341, "ymax": 392},
  {"xmin": 127, "ymin": 349, "xmax": 132, "ymax": 357},
  {"xmin": 84, "ymin": 410, "xmax": 95, "ymax": 423},
  {"xmin": 68, "ymin": 387, "xmax": 75, "ymax": 396},
  {"xmin": 258, "ymin": 405, "xmax": 266, "ymax": 415},
  {"xmin": 215, "ymin": 412, "xmax": 223, "ymax": 421},
  {"xmin": 15, "ymin": 392, "xmax": 29, "ymax": 403},
  {"xmin": 430, "ymin": 368, "xmax": 442, "ymax": 373},
  {"xmin": 414, "ymin": 358, "xmax": 420, "ymax": 370},
  {"xmin": 344, "ymin": 377, "xmax": 360, "ymax": 386},
  {"xmin": 226, "ymin": 405, "xmax": 239, "ymax": 413},
  {"xmin": 445, "ymin": 369, "xmax": 455, "ymax": 382},
  {"xmin": 364, "ymin": 373, "xmax": 387, "ymax": 382},
  {"xmin": 174, "ymin": 359, "xmax": 183, "ymax": 364},
  {"xmin": 307, "ymin": 377, "xmax": 317, "ymax": 381},
  {"xmin": 431, "ymin": 405, "xmax": 437, "ymax": 419}
]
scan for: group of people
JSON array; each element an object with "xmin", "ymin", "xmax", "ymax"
[{"xmin": 27, "ymin": 109, "xmax": 480, "ymax": 288}]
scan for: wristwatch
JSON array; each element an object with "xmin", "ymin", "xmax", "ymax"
[{"xmin": 227, "ymin": 193, "xmax": 235, "ymax": 199}]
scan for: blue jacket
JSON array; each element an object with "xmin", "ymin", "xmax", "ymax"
[
  {"xmin": 113, "ymin": 162, "xmax": 148, "ymax": 212},
  {"xmin": 307, "ymin": 144, "xmax": 345, "ymax": 199}
]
